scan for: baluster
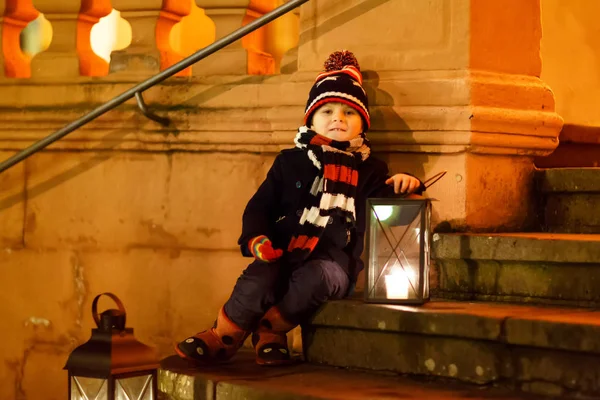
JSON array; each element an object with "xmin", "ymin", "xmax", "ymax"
[
  {"xmin": 194, "ymin": 0, "xmax": 275, "ymax": 75},
  {"xmin": 78, "ymin": 0, "xmax": 112, "ymax": 76},
  {"xmin": 2, "ymin": 0, "xmax": 39, "ymax": 78},
  {"xmin": 30, "ymin": 0, "xmax": 81, "ymax": 78},
  {"xmin": 266, "ymin": 0, "xmax": 299, "ymax": 73},
  {"xmin": 156, "ymin": 0, "xmax": 190, "ymax": 76},
  {"xmin": 109, "ymin": 0, "xmax": 161, "ymax": 77},
  {"xmin": 0, "ymin": 0, "xmax": 5, "ymax": 78}
]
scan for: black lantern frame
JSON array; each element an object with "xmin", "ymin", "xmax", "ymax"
[
  {"xmin": 65, "ymin": 293, "xmax": 160, "ymax": 400},
  {"xmin": 364, "ymin": 197, "xmax": 431, "ymax": 305}
]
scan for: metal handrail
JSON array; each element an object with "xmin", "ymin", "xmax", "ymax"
[{"xmin": 0, "ymin": 0, "xmax": 309, "ymax": 174}]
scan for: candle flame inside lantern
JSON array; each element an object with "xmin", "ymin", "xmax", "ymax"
[{"xmin": 385, "ymin": 264, "xmax": 416, "ymax": 299}]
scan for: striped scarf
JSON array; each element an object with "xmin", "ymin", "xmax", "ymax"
[{"xmin": 287, "ymin": 126, "xmax": 371, "ymax": 261}]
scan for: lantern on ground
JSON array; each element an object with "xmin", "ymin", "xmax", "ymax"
[
  {"xmin": 364, "ymin": 196, "xmax": 432, "ymax": 304},
  {"xmin": 65, "ymin": 293, "xmax": 159, "ymax": 400}
]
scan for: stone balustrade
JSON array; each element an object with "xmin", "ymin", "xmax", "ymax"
[{"xmin": 0, "ymin": 0, "xmax": 300, "ymax": 78}]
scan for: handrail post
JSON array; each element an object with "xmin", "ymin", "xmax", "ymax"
[{"xmin": 135, "ymin": 92, "xmax": 171, "ymax": 127}]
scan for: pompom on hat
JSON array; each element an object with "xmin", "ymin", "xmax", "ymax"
[{"xmin": 304, "ymin": 50, "xmax": 370, "ymax": 131}]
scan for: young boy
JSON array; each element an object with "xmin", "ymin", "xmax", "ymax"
[{"xmin": 176, "ymin": 51, "xmax": 425, "ymax": 366}]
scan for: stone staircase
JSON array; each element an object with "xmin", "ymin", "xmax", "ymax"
[
  {"xmin": 305, "ymin": 300, "xmax": 600, "ymax": 399},
  {"xmin": 434, "ymin": 167, "xmax": 600, "ymax": 307},
  {"xmin": 159, "ymin": 168, "xmax": 600, "ymax": 399},
  {"xmin": 159, "ymin": 351, "xmax": 548, "ymax": 400}
]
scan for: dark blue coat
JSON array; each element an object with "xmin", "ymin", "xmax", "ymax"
[{"xmin": 238, "ymin": 148, "xmax": 424, "ymax": 283}]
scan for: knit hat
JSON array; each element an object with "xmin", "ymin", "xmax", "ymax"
[{"xmin": 304, "ymin": 50, "xmax": 370, "ymax": 131}]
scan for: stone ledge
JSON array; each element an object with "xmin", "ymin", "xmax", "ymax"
[
  {"xmin": 537, "ymin": 168, "xmax": 600, "ymax": 193},
  {"xmin": 535, "ymin": 126, "xmax": 600, "ymax": 168},
  {"xmin": 158, "ymin": 352, "xmax": 540, "ymax": 400},
  {"xmin": 433, "ymin": 233, "xmax": 600, "ymax": 263},
  {"xmin": 0, "ymin": 69, "xmax": 552, "ymax": 106},
  {"xmin": 0, "ymin": 105, "xmax": 559, "ymax": 156},
  {"xmin": 0, "ymin": 69, "xmax": 561, "ymax": 156},
  {"xmin": 432, "ymin": 233, "xmax": 600, "ymax": 306},
  {"xmin": 310, "ymin": 300, "xmax": 600, "ymax": 354}
]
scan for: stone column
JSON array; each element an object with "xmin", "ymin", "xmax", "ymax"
[
  {"xmin": 1, "ymin": 0, "xmax": 39, "ymax": 78},
  {"xmin": 462, "ymin": 0, "xmax": 563, "ymax": 230},
  {"xmin": 297, "ymin": 0, "xmax": 562, "ymax": 231},
  {"xmin": 109, "ymin": 0, "xmax": 162, "ymax": 77},
  {"xmin": 194, "ymin": 0, "xmax": 275, "ymax": 75},
  {"xmin": 30, "ymin": 0, "xmax": 81, "ymax": 78}
]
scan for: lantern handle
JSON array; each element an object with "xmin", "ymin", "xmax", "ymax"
[
  {"xmin": 92, "ymin": 293, "xmax": 126, "ymax": 328},
  {"xmin": 423, "ymin": 170, "xmax": 447, "ymax": 189}
]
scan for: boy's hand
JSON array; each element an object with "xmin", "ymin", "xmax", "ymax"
[
  {"xmin": 385, "ymin": 174, "xmax": 422, "ymax": 194},
  {"xmin": 248, "ymin": 235, "xmax": 283, "ymax": 263}
]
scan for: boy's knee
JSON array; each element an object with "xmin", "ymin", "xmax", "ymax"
[
  {"xmin": 294, "ymin": 261, "xmax": 325, "ymax": 287},
  {"xmin": 296, "ymin": 260, "xmax": 347, "ymax": 295},
  {"xmin": 238, "ymin": 261, "xmax": 280, "ymax": 294}
]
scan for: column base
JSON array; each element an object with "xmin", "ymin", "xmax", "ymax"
[{"xmin": 109, "ymin": 51, "xmax": 161, "ymax": 77}]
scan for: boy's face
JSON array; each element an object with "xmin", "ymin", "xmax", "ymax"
[{"xmin": 311, "ymin": 102, "xmax": 363, "ymax": 141}]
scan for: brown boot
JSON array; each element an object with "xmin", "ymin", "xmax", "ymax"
[
  {"xmin": 252, "ymin": 307, "xmax": 296, "ymax": 366},
  {"xmin": 175, "ymin": 308, "xmax": 248, "ymax": 364}
]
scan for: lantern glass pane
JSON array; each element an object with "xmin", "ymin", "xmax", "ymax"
[
  {"xmin": 368, "ymin": 202, "xmax": 423, "ymax": 301},
  {"xmin": 423, "ymin": 202, "xmax": 431, "ymax": 298},
  {"xmin": 115, "ymin": 374, "xmax": 154, "ymax": 400},
  {"xmin": 71, "ymin": 376, "xmax": 107, "ymax": 400}
]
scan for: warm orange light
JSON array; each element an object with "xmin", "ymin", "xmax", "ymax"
[
  {"xmin": 265, "ymin": 0, "xmax": 300, "ymax": 72},
  {"xmin": 2, "ymin": 0, "xmax": 39, "ymax": 78},
  {"xmin": 166, "ymin": 0, "xmax": 216, "ymax": 76},
  {"xmin": 78, "ymin": 0, "xmax": 111, "ymax": 76},
  {"xmin": 242, "ymin": 0, "xmax": 300, "ymax": 75}
]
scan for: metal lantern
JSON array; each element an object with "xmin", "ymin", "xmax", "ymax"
[
  {"xmin": 364, "ymin": 196, "xmax": 432, "ymax": 304},
  {"xmin": 65, "ymin": 293, "xmax": 160, "ymax": 400}
]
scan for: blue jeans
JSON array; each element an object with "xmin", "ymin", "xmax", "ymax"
[{"xmin": 223, "ymin": 258, "xmax": 350, "ymax": 330}]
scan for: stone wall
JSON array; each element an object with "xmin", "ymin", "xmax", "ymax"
[
  {"xmin": 0, "ymin": 0, "xmax": 564, "ymax": 398},
  {"xmin": 536, "ymin": 0, "xmax": 600, "ymax": 167},
  {"xmin": 541, "ymin": 0, "xmax": 600, "ymax": 127}
]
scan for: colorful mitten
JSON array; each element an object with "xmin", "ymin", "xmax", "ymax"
[{"xmin": 249, "ymin": 235, "xmax": 283, "ymax": 262}]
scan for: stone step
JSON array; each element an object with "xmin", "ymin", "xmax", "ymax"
[
  {"xmin": 158, "ymin": 351, "xmax": 546, "ymax": 400},
  {"xmin": 536, "ymin": 167, "xmax": 600, "ymax": 233},
  {"xmin": 304, "ymin": 299, "xmax": 600, "ymax": 399},
  {"xmin": 432, "ymin": 232, "xmax": 600, "ymax": 307},
  {"xmin": 534, "ymin": 125, "xmax": 600, "ymax": 169}
]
